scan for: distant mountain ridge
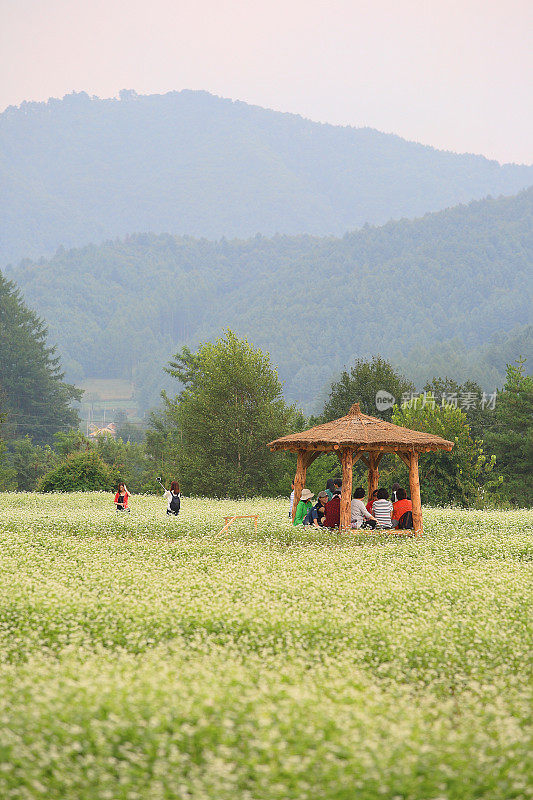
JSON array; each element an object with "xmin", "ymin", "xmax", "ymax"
[
  {"xmin": 6, "ymin": 188, "xmax": 532, "ymax": 410},
  {"xmin": 1, "ymin": 89, "xmax": 532, "ymax": 266}
]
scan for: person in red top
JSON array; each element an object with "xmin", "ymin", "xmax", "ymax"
[
  {"xmin": 114, "ymin": 482, "xmax": 131, "ymax": 512},
  {"xmin": 366, "ymin": 489, "xmax": 378, "ymax": 514},
  {"xmin": 392, "ymin": 487, "xmax": 412, "ymax": 528},
  {"xmin": 324, "ymin": 489, "xmax": 341, "ymax": 528}
]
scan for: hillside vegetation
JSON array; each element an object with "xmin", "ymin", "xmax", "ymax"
[
  {"xmin": 7, "ymin": 189, "xmax": 533, "ymax": 408},
  {"xmin": 1, "ymin": 89, "xmax": 533, "ymax": 265}
]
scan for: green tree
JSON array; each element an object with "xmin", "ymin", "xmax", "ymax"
[
  {"xmin": 0, "ymin": 272, "xmax": 81, "ymax": 444},
  {"xmin": 423, "ymin": 377, "xmax": 491, "ymax": 439},
  {"xmin": 2, "ymin": 437, "xmax": 58, "ymax": 491},
  {"xmin": 152, "ymin": 330, "xmax": 297, "ymax": 497},
  {"xmin": 94, "ymin": 435, "xmax": 153, "ymax": 493},
  {"xmin": 484, "ymin": 360, "xmax": 533, "ymax": 506},
  {"xmin": 53, "ymin": 429, "xmax": 89, "ymax": 456},
  {"xmin": 165, "ymin": 345, "xmax": 200, "ymax": 386},
  {"xmin": 392, "ymin": 394, "xmax": 496, "ymax": 506},
  {"xmin": 145, "ymin": 405, "xmax": 183, "ymax": 492},
  {"xmin": 323, "ymin": 357, "xmax": 415, "ymax": 422},
  {"xmin": 39, "ymin": 450, "xmax": 114, "ymax": 492}
]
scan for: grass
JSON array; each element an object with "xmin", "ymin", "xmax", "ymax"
[{"xmin": 0, "ymin": 493, "xmax": 531, "ymax": 799}]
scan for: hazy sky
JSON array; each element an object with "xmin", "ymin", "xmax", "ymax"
[{"xmin": 1, "ymin": 0, "xmax": 531, "ymax": 163}]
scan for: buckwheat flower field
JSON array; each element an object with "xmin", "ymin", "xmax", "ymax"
[{"xmin": 0, "ymin": 493, "xmax": 531, "ymax": 799}]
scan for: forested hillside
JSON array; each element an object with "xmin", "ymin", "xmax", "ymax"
[
  {"xmin": 6, "ymin": 189, "xmax": 532, "ymax": 410},
  {"xmin": 1, "ymin": 89, "xmax": 533, "ymax": 265}
]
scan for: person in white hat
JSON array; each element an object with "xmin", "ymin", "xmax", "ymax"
[{"xmin": 293, "ymin": 488, "xmax": 314, "ymax": 526}]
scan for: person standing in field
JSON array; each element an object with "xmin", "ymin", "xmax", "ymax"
[
  {"xmin": 114, "ymin": 482, "xmax": 131, "ymax": 512},
  {"xmin": 391, "ymin": 482, "xmax": 401, "ymax": 504},
  {"xmin": 163, "ymin": 480, "xmax": 181, "ymax": 516}
]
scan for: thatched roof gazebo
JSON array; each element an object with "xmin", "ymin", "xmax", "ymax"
[{"xmin": 268, "ymin": 403, "xmax": 453, "ymax": 534}]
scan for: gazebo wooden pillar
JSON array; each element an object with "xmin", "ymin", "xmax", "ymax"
[
  {"xmin": 408, "ymin": 451, "xmax": 422, "ymax": 535},
  {"xmin": 339, "ymin": 448, "xmax": 353, "ymax": 529},
  {"xmin": 366, "ymin": 453, "xmax": 381, "ymax": 506},
  {"xmin": 270, "ymin": 402, "xmax": 453, "ymax": 535}
]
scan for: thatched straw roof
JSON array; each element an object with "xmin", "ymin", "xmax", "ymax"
[{"xmin": 268, "ymin": 403, "xmax": 453, "ymax": 453}]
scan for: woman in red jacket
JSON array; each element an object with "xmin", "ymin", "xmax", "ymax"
[{"xmin": 114, "ymin": 482, "xmax": 131, "ymax": 512}]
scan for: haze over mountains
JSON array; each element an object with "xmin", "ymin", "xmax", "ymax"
[
  {"xmin": 7, "ymin": 189, "xmax": 532, "ymax": 410},
  {"xmin": 2, "ymin": 89, "xmax": 533, "ymax": 266}
]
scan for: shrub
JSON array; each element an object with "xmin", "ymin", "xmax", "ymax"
[{"xmin": 38, "ymin": 450, "xmax": 115, "ymax": 492}]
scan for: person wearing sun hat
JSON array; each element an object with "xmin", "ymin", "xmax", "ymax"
[{"xmin": 293, "ymin": 488, "xmax": 314, "ymax": 526}]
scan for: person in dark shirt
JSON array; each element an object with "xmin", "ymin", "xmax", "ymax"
[
  {"xmin": 163, "ymin": 480, "xmax": 181, "ymax": 516},
  {"xmin": 305, "ymin": 491, "xmax": 329, "ymax": 527},
  {"xmin": 391, "ymin": 482, "xmax": 401, "ymax": 504},
  {"xmin": 324, "ymin": 489, "xmax": 341, "ymax": 528},
  {"xmin": 325, "ymin": 478, "xmax": 336, "ymax": 500}
]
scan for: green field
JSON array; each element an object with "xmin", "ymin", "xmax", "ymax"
[{"xmin": 0, "ymin": 493, "xmax": 531, "ymax": 800}]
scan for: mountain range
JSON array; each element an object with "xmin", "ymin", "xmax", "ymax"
[{"xmin": 1, "ymin": 89, "xmax": 533, "ymax": 266}]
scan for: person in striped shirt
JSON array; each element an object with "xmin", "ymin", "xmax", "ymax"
[{"xmin": 372, "ymin": 487, "xmax": 394, "ymax": 528}]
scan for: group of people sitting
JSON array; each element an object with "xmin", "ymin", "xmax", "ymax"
[{"xmin": 291, "ymin": 478, "xmax": 413, "ymax": 530}]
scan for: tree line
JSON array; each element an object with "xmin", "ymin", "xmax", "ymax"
[{"xmin": 1, "ymin": 271, "xmax": 531, "ymax": 507}]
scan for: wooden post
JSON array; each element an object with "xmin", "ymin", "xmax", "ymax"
[
  {"xmin": 367, "ymin": 453, "xmax": 380, "ymax": 505},
  {"xmin": 340, "ymin": 448, "xmax": 353, "ymax": 529},
  {"xmin": 292, "ymin": 450, "xmax": 309, "ymax": 522},
  {"xmin": 409, "ymin": 451, "xmax": 423, "ymax": 535}
]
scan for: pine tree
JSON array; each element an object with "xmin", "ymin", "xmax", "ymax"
[
  {"xmin": 485, "ymin": 359, "xmax": 533, "ymax": 506},
  {"xmin": 0, "ymin": 272, "xmax": 81, "ymax": 444}
]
